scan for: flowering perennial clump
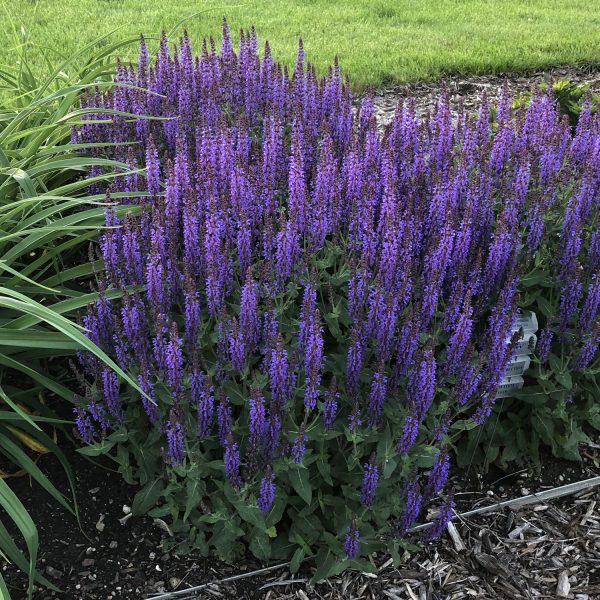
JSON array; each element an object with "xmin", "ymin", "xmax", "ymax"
[{"xmin": 74, "ymin": 22, "xmax": 600, "ymax": 569}]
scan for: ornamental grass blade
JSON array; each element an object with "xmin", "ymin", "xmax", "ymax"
[
  {"xmin": 0, "ymin": 289, "xmax": 152, "ymax": 403},
  {"xmin": 0, "ymin": 478, "xmax": 38, "ymax": 597},
  {"xmin": 0, "ymin": 432, "xmax": 73, "ymax": 515}
]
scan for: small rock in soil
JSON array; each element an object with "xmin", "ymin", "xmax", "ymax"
[
  {"xmin": 45, "ymin": 566, "xmax": 63, "ymax": 579},
  {"xmin": 95, "ymin": 513, "xmax": 105, "ymax": 532}
]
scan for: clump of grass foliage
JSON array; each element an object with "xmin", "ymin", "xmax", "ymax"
[{"xmin": 0, "ymin": 28, "xmax": 151, "ymax": 598}]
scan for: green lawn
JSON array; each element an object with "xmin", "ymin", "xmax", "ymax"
[{"xmin": 3, "ymin": 0, "xmax": 600, "ymax": 89}]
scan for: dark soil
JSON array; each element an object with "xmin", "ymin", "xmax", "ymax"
[{"xmin": 2, "ymin": 447, "xmax": 218, "ymax": 599}]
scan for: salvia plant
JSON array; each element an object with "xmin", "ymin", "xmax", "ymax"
[
  {"xmin": 465, "ymin": 90, "xmax": 600, "ymax": 468},
  {"xmin": 72, "ymin": 21, "xmax": 600, "ymax": 575}
]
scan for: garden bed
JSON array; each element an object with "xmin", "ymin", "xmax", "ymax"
[{"xmin": 4, "ymin": 436, "xmax": 598, "ymax": 599}]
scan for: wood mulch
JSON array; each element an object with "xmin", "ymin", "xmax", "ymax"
[{"xmin": 368, "ymin": 65, "xmax": 600, "ymax": 126}]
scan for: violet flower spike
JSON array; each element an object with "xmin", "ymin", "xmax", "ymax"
[
  {"xmin": 344, "ymin": 521, "xmax": 359, "ymax": 560},
  {"xmin": 360, "ymin": 457, "xmax": 379, "ymax": 507},
  {"xmin": 257, "ymin": 465, "xmax": 275, "ymax": 512}
]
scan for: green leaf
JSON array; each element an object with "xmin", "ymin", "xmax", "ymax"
[
  {"xmin": 0, "ymin": 478, "xmax": 38, "ymax": 596},
  {"xmin": 316, "ymin": 457, "xmax": 333, "ymax": 485},
  {"xmin": 223, "ymin": 485, "xmax": 263, "ymax": 528},
  {"xmin": 520, "ymin": 269, "xmax": 549, "ymax": 288},
  {"xmin": 264, "ymin": 496, "xmax": 286, "ymax": 528},
  {"xmin": 249, "ymin": 529, "xmax": 272, "ymax": 561},
  {"xmin": 210, "ymin": 520, "xmax": 244, "ymax": 562},
  {"xmin": 132, "ymin": 479, "xmax": 165, "ymax": 516},
  {"xmin": 0, "ymin": 433, "xmax": 72, "ymax": 515},
  {"xmin": 383, "ymin": 457, "xmax": 398, "ymax": 479},
  {"xmin": 0, "ymin": 572, "xmax": 11, "ymax": 600},
  {"xmin": 501, "ymin": 443, "xmax": 518, "ymax": 463},
  {"xmin": 376, "ymin": 423, "xmax": 393, "ymax": 458},
  {"xmin": 183, "ymin": 479, "xmax": 206, "ymax": 523},
  {"xmin": 413, "ymin": 445, "xmax": 439, "ymax": 468},
  {"xmin": 288, "ymin": 465, "xmax": 312, "ymax": 505},
  {"xmin": 311, "ymin": 548, "xmax": 345, "ymax": 583},
  {"xmin": 0, "ymin": 288, "xmax": 152, "ymax": 404},
  {"xmin": 290, "ymin": 547, "xmax": 305, "ymax": 573},
  {"xmin": 451, "ymin": 419, "xmax": 478, "ymax": 432},
  {"xmin": 536, "ymin": 296, "xmax": 555, "ymax": 319},
  {"xmin": 555, "ymin": 370, "xmax": 572, "ymax": 390},
  {"xmin": 76, "ymin": 438, "xmax": 117, "ymax": 456}
]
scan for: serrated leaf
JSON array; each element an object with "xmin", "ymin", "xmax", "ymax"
[
  {"xmin": 376, "ymin": 423, "xmax": 393, "ymax": 458},
  {"xmin": 555, "ymin": 371, "xmax": 572, "ymax": 390},
  {"xmin": 316, "ymin": 457, "xmax": 333, "ymax": 485},
  {"xmin": 383, "ymin": 457, "xmax": 398, "ymax": 479},
  {"xmin": 520, "ymin": 269, "xmax": 549, "ymax": 288},
  {"xmin": 536, "ymin": 296, "xmax": 554, "ymax": 318},
  {"xmin": 413, "ymin": 445, "xmax": 438, "ymax": 468},
  {"xmin": 291, "ymin": 513, "xmax": 322, "ymax": 545},
  {"xmin": 451, "ymin": 419, "xmax": 478, "ymax": 432},
  {"xmin": 311, "ymin": 548, "xmax": 339, "ymax": 583},
  {"xmin": 210, "ymin": 520, "xmax": 244, "ymax": 562},
  {"xmin": 223, "ymin": 485, "xmax": 263, "ymax": 528},
  {"xmin": 76, "ymin": 438, "xmax": 116, "ymax": 456}
]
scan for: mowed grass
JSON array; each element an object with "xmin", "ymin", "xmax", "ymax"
[{"xmin": 3, "ymin": 0, "xmax": 600, "ymax": 90}]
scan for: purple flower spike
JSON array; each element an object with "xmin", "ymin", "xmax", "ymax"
[
  {"xmin": 165, "ymin": 417, "xmax": 185, "ymax": 466},
  {"xmin": 240, "ymin": 272, "xmax": 260, "ymax": 351},
  {"xmin": 422, "ymin": 497, "xmax": 455, "ymax": 542},
  {"xmin": 74, "ymin": 407, "xmax": 95, "ymax": 443},
  {"xmin": 249, "ymin": 388, "xmax": 267, "ymax": 454},
  {"xmin": 164, "ymin": 323, "xmax": 184, "ymax": 399},
  {"xmin": 344, "ymin": 521, "xmax": 359, "ymax": 560},
  {"xmin": 424, "ymin": 447, "xmax": 450, "ymax": 499},
  {"xmin": 536, "ymin": 322, "xmax": 553, "ymax": 364},
  {"xmin": 101, "ymin": 367, "xmax": 123, "ymax": 422},
  {"xmin": 367, "ymin": 366, "xmax": 387, "ymax": 426},
  {"xmin": 397, "ymin": 412, "xmax": 419, "ymax": 455},
  {"xmin": 360, "ymin": 456, "xmax": 379, "ymax": 507},
  {"xmin": 397, "ymin": 478, "xmax": 423, "ymax": 534},
  {"xmin": 322, "ymin": 377, "xmax": 339, "ymax": 431},
  {"xmin": 290, "ymin": 424, "xmax": 307, "ymax": 464},
  {"xmin": 217, "ymin": 392, "xmax": 232, "ymax": 445},
  {"xmin": 257, "ymin": 465, "xmax": 275, "ymax": 512},
  {"xmin": 224, "ymin": 432, "xmax": 242, "ymax": 489},
  {"xmin": 196, "ymin": 377, "xmax": 215, "ymax": 438}
]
